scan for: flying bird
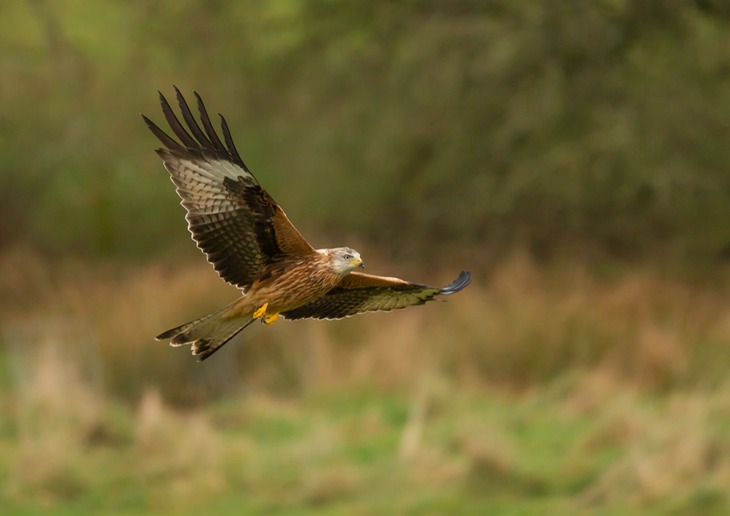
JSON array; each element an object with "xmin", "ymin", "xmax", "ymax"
[{"xmin": 142, "ymin": 87, "xmax": 472, "ymax": 361}]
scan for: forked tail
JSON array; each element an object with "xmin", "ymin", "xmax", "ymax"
[{"xmin": 156, "ymin": 299, "xmax": 254, "ymax": 361}]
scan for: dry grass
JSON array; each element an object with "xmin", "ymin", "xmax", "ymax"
[
  {"xmin": 2, "ymin": 247, "xmax": 730, "ymax": 397},
  {"xmin": 1, "ymin": 248, "xmax": 730, "ymax": 512}
]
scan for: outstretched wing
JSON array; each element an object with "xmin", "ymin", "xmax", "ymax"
[
  {"xmin": 282, "ymin": 271, "xmax": 472, "ymax": 320},
  {"xmin": 142, "ymin": 87, "xmax": 315, "ymax": 291}
]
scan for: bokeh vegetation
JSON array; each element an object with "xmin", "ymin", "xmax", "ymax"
[
  {"xmin": 2, "ymin": 0, "xmax": 730, "ymax": 513},
  {"xmin": 4, "ymin": 0, "xmax": 730, "ymax": 261}
]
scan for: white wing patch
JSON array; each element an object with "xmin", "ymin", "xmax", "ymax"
[
  {"xmin": 162, "ymin": 156, "xmax": 258, "ymax": 217},
  {"xmin": 177, "ymin": 158, "xmax": 255, "ymax": 184}
]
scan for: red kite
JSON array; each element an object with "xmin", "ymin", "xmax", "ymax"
[{"xmin": 143, "ymin": 88, "xmax": 471, "ymax": 361}]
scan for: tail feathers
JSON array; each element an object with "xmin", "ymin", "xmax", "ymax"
[{"xmin": 156, "ymin": 300, "xmax": 254, "ymax": 361}]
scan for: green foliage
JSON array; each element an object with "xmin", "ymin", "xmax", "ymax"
[{"xmin": 3, "ymin": 0, "xmax": 730, "ymax": 261}]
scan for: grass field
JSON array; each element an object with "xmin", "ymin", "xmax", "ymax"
[
  {"xmin": 2, "ymin": 249, "xmax": 729, "ymax": 514},
  {"xmin": 3, "ymin": 377, "xmax": 728, "ymax": 514}
]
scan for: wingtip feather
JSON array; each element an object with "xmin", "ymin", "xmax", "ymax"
[{"xmin": 441, "ymin": 270, "xmax": 472, "ymax": 295}]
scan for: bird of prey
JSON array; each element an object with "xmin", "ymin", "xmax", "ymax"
[{"xmin": 142, "ymin": 87, "xmax": 472, "ymax": 361}]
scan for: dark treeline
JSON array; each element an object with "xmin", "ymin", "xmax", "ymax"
[{"xmin": 3, "ymin": 0, "xmax": 730, "ymax": 264}]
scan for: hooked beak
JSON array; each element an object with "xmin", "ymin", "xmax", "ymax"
[{"xmin": 350, "ymin": 257, "xmax": 365, "ymax": 269}]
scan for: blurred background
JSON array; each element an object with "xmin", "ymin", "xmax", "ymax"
[{"xmin": 2, "ymin": 0, "xmax": 730, "ymax": 513}]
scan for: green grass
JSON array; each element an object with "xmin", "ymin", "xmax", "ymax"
[
  {"xmin": 3, "ymin": 253, "xmax": 730, "ymax": 514},
  {"xmin": 2, "ymin": 376, "xmax": 728, "ymax": 514}
]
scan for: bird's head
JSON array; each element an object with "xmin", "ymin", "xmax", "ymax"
[{"xmin": 328, "ymin": 247, "xmax": 365, "ymax": 275}]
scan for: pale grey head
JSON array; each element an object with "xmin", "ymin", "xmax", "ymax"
[{"xmin": 322, "ymin": 247, "xmax": 364, "ymax": 275}]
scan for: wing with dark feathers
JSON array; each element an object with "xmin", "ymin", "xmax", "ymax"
[
  {"xmin": 142, "ymin": 87, "xmax": 315, "ymax": 290},
  {"xmin": 282, "ymin": 271, "xmax": 472, "ymax": 320}
]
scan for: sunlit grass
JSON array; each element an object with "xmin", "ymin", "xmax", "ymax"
[
  {"xmin": 6, "ymin": 248, "xmax": 730, "ymax": 398},
  {"xmin": 1, "ymin": 368, "xmax": 728, "ymax": 513},
  {"xmin": 1, "ymin": 249, "xmax": 730, "ymax": 513}
]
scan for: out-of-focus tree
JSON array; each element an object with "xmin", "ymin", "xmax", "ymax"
[{"xmin": 2, "ymin": 0, "xmax": 730, "ymax": 263}]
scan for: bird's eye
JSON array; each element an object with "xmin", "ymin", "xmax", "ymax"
[{"xmin": 344, "ymin": 254, "xmax": 353, "ymax": 260}]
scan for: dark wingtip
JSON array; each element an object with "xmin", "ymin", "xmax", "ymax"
[
  {"xmin": 155, "ymin": 328, "xmax": 177, "ymax": 340},
  {"xmin": 218, "ymin": 113, "xmax": 246, "ymax": 168},
  {"xmin": 441, "ymin": 271, "xmax": 472, "ymax": 295}
]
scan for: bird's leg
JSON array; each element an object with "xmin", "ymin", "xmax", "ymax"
[
  {"xmin": 253, "ymin": 302, "xmax": 268, "ymax": 320},
  {"xmin": 253, "ymin": 303, "xmax": 279, "ymax": 325},
  {"xmin": 262, "ymin": 312, "xmax": 280, "ymax": 325}
]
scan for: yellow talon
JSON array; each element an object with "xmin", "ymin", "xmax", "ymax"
[
  {"xmin": 262, "ymin": 312, "xmax": 279, "ymax": 325},
  {"xmin": 253, "ymin": 303, "xmax": 268, "ymax": 319}
]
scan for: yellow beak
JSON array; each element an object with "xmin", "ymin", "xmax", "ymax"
[{"xmin": 350, "ymin": 257, "xmax": 364, "ymax": 269}]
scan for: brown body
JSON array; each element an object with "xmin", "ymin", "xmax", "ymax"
[{"xmin": 226, "ymin": 253, "xmax": 341, "ymax": 317}]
